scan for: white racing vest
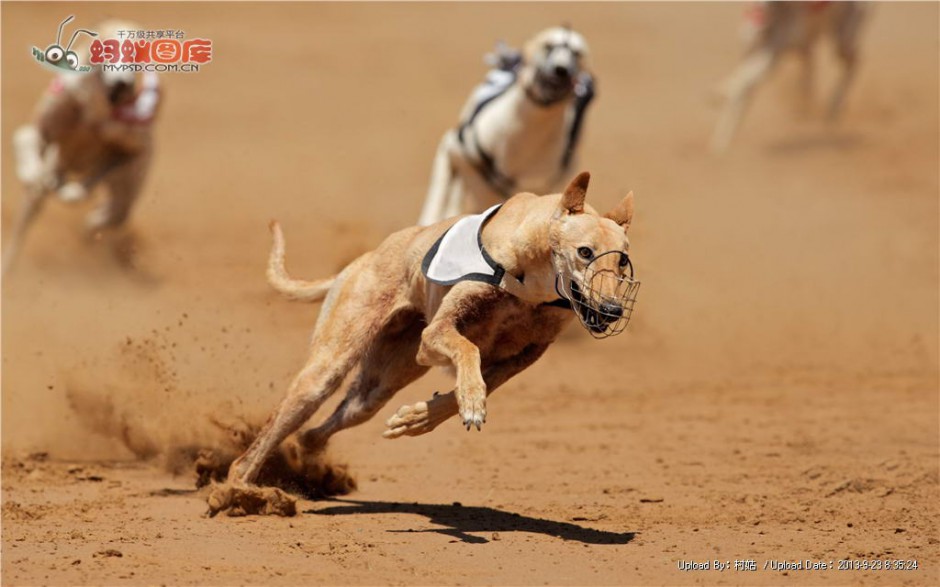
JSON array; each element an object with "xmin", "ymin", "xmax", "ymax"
[
  {"xmin": 421, "ymin": 205, "xmax": 573, "ymax": 309},
  {"xmin": 422, "ymin": 204, "xmax": 505, "ymax": 286}
]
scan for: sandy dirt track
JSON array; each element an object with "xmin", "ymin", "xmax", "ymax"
[{"xmin": 2, "ymin": 2, "xmax": 938, "ymax": 585}]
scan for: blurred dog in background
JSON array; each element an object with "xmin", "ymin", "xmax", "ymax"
[
  {"xmin": 4, "ymin": 19, "xmax": 162, "ymax": 276},
  {"xmin": 417, "ymin": 26, "xmax": 596, "ymax": 226},
  {"xmin": 710, "ymin": 1, "xmax": 868, "ymax": 153}
]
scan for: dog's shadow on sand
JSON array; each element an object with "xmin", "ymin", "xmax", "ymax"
[
  {"xmin": 764, "ymin": 131, "xmax": 864, "ymax": 155},
  {"xmin": 306, "ymin": 498, "xmax": 636, "ymax": 545}
]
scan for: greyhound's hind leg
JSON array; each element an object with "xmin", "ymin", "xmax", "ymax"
[
  {"xmin": 220, "ymin": 265, "xmax": 386, "ymax": 489},
  {"xmin": 2, "ymin": 186, "xmax": 47, "ymax": 277},
  {"xmin": 298, "ymin": 310, "xmax": 428, "ymax": 453},
  {"xmin": 4, "ymin": 127, "xmax": 55, "ymax": 276},
  {"xmin": 209, "ymin": 278, "xmax": 395, "ymax": 516},
  {"xmin": 418, "ymin": 136, "xmax": 456, "ymax": 226},
  {"xmin": 796, "ymin": 47, "xmax": 815, "ymax": 118}
]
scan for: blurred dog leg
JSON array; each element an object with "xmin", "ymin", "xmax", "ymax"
[
  {"xmin": 441, "ymin": 177, "xmax": 470, "ymax": 221},
  {"xmin": 85, "ymin": 149, "xmax": 150, "ymax": 234},
  {"xmin": 418, "ymin": 136, "xmax": 456, "ymax": 226},
  {"xmin": 443, "ymin": 138, "xmax": 504, "ymax": 219},
  {"xmin": 2, "ymin": 186, "xmax": 48, "ymax": 277},
  {"xmin": 13, "ymin": 126, "xmax": 46, "ymax": 187},
  {"xmin": 797, "ymin": 47, "xmax": 815, "ymax": 118},
  {"xmin": 710, "ymin": 49, "xmax": 777, "ymax": 154},
  {"xmin": 827, "ymin": 6, "xmax": 866, "ymax": 121},
  {"xmin": 3, "ymin": 126, "xmax": 53, "ymax": 277}
]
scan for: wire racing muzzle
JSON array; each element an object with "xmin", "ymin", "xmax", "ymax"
[{"xmin": 554, "ymin": 250, "xmax": 640, "ymax": 338}]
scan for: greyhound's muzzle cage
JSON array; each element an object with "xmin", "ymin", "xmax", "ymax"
[{"xmin": 554, "ymin": 250, "xmax": 641, "ymax": 339}]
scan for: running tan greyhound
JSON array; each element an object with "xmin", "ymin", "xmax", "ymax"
[{"xmin": 209, "ymin": 172, "xmax": 640, "ymax": 515}]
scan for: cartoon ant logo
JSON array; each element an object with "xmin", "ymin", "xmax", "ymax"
[{"xmin": 31, "ymin": 15, "xmax": 97, "ymax": 72}]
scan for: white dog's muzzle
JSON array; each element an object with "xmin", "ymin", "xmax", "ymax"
[{"xmin": 554, "ymin": 250, "xmax": 640, "ymax": 338}]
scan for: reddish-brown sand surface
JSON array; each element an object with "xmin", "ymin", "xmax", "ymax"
[{"xmin": 2, "ymin": 3, "xmax": 938, "ymax": 585}]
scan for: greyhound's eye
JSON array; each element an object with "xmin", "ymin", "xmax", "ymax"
[
  {"xmin": 578, "ymin": 247, "xmax": 594, "ymax": 260},
  {"xmin": 45, "ymin": 45, "xmax": 64, "ymax": 63},
  {"xmin": 65, "ymin": 52, "xmax": 79, "ymax": 69},
  {"xmin": 544, "ymin": 43, "xmax": 554, "ymax": 53}
]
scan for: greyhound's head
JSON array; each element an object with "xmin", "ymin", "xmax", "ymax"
[
  {"xmin": 549, "ymin": 172, "xmax": 639, "ymax": 338},
  {"xmin": 99, "ymin": 68, "xmax": 137, "ymax": 105},
  {"xmin": 521, "ymin": 26, "xmax": 590, "ymax": 105},
  {"xmin": 78, "ymin": 19, "xmax": 140, "ymax": 106}
]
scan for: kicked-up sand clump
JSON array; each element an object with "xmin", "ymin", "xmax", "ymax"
[
  {"xmin": 196, "ymin": 432, "xmax": 359, "ymax": 517},
  {"xmin": 206, "ymin": 483, "xmax": 297, "ymax": 517}
]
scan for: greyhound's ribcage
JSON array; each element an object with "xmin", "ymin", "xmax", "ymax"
[{"xmin": 463, "ymin": 298, "xmax": 569, "ymax": 365}]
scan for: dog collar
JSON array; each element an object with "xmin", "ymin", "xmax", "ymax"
[
  {"xmin": 111, "ymin": 72, "xmax": 161, "ymax": 125},
  {"xmin": 524, "ymin": 69, "xmax": 591, "ymax": 108},
  {"xmin": 422, "ymin": 205, "xmax": 571, "ymax": 308},
  {"xmin": 542, "ymin": 297, "xmax": 573, "ymax": 310},
  {"xmin": 524, "ymin": 84, "xmax": 568, "ymax": 108},
  {"xmin": 47, "ymin": 77, "xmax": 66, "ymax": 96}
]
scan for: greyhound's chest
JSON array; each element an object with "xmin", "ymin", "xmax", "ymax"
[
  {"xmin": 51, "ymin": 115, "xmax": 118, "ymax": 175},
  {"xmin": 51, "ymin": 129, "xmax": 113, "ymax": 177},
  {"xmin": 774, "ymin": 3, "xmax": 838, "ymax": 49},
  {"xmin": 459, "ymin": 296, "xmax": 570, "ymax": 364},
  {"xmin": 473, "ymin": 98, "xmax": 571, "ymax": 191}
]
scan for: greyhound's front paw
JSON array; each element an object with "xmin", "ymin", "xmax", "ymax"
[
  {"xmin": 457, "ymin": 385, "xmax": 486, "ymax": 431},
  {"xmin": 15, "ymin": 161, "xmax": 41, "ymax": 185},
  {"xmin": 58, "ymin": 181, "xmax": 88, "ymax": 203}
]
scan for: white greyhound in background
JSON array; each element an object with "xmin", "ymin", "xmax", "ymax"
[
  {"xmin": 417, "ymin": 26, "xmax": 595, "ymax": 226},
  {"xmin": 3, "ymin": 19, "xmax": 161, "ymax": 276},
  {"xmin": 710, "ymin": 1, "xmax": 868, "ymax": 153}
]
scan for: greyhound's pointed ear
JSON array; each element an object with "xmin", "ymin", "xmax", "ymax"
[
  {"xmin": 605, "ymin": 191, "xmax": 635, "ymax": 231},
  {"xmin": 561, "ymin": 171, "xmax": 590, "ymax": 215}
]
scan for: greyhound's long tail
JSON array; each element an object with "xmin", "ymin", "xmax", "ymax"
[{"xmin": 266, "ymin": 221, "xmax": 336, "ymax": 302}]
